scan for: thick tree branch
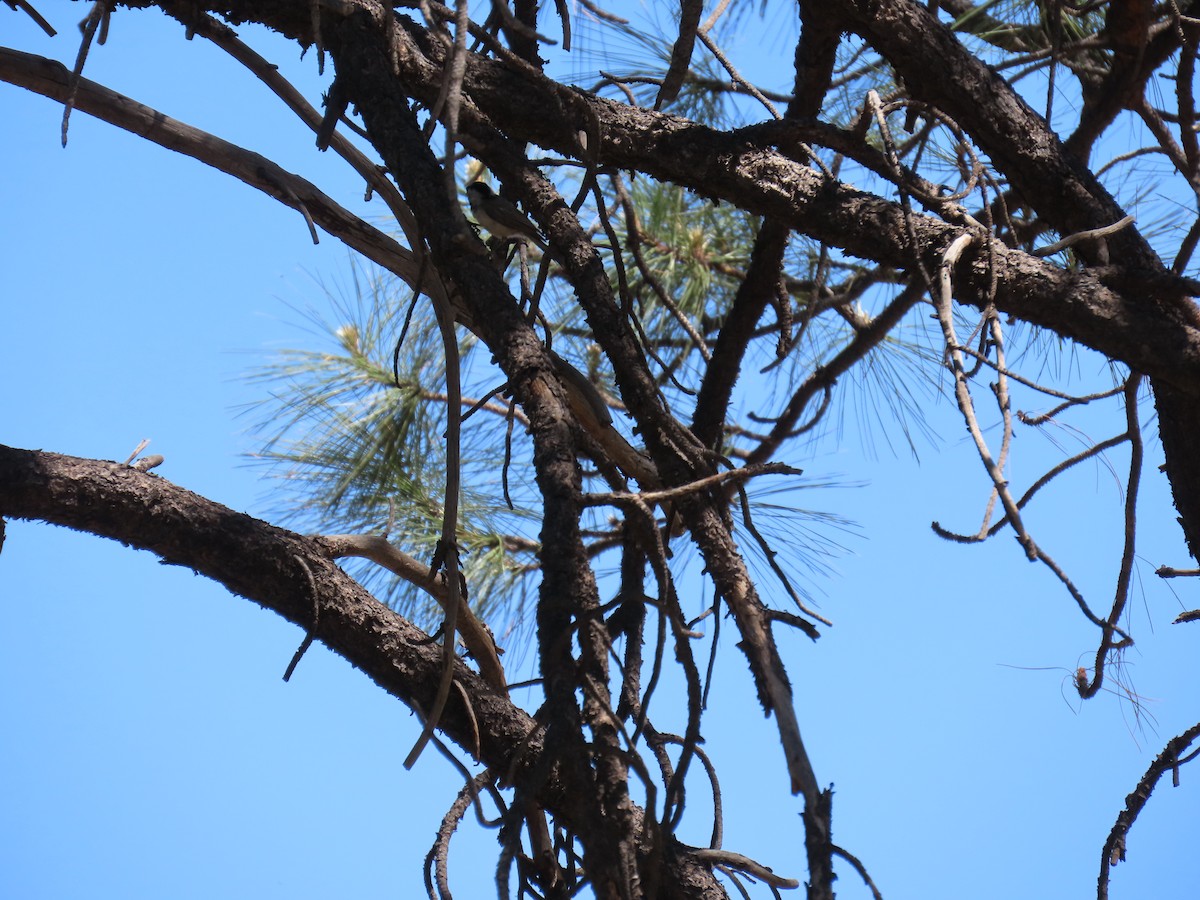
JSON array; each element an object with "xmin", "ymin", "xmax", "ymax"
[
  {"xmin": 0, "ymin": 46, "xmax": 429, "ymax": 296},
  {"xmin": 318, "ymin": 13, "xmax": 646, "ymax": 894},
  {"xmin": 46, "ymin": 6, "xmax": 1200, "ymax": 387},
  {"xmin": 0, "ymin": 443, "xmax": 729, "ymax": 898},
  {"xmin": 0, "ymin": 444, "xmax": 520, "ymax": 763},
  {"xmin": 371, "ymin": 15, "xmax": 1200, "ymax": 390},
  {"xmin": 820, "ymin": 0, "xmax": 1200, "ymax": 561}
]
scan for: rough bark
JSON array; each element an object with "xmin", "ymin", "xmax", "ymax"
[{"xmin": 0, "ymin": 443, "xmax": 726, "ymax": 897}]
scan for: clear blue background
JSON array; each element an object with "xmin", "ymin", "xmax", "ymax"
[{"xmin": 3, "ymin": 4, "xmax": 1199, "ymax": 898}]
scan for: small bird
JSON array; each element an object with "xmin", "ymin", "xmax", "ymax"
[{"xmin": 466, "ymin": 181, "xmax": 547, "ymax": 251}]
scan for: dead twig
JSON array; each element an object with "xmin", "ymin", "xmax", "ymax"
[
  {"xmin": 691, "ymin": 849, "xmax": 799, "ymax": 889},
  {"xmin": 7, "ymin": 0, "xmax": 56, "ymax": 35},
  {"xmin": 319, "ymin": 533, "xmax": 505, "ymax": 691},
  {"xmin": 63, "ymin": 0, "xmax": 111, "ymax": 146},
  {"xmin": 282, "ymin": 554, "xmax": 319, "ymax": 682},
  {"xmin": 1098, "ymin": 720, "xmax": 1200, "ymax": 899},
  {"xmin": 1033, "ymin": 215, "xmax": 1135, "ymax": 258},
  {"xmin": 582, "ymin": 462, "xmax": 800, "ymax": 509},
  {"xmin": 832, "ymin": 844, "xmax": 883, "ymax": 900},
  {"xmin": 931, "ymin": 233, "xmax": 1038, "ymax": 559}
]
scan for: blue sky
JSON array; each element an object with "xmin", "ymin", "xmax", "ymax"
[{"xmin": 3, "ymin": 4, "xmax": 1200, "ymax": 898}]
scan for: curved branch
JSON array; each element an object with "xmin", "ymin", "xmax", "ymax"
[
  {"xmin": 0, "ymin": 442, "xmax": 728, "ymax": 896},
  {"xmin": 0, "ymin": 47, "xmax": 430, "ymax": 295},
  {"xmin": 0, "ymin": 443, "xmax": 515, "ymax": 757},
  {"xmin": 1099, "ymin": 720, "xmax": 1200, "ymax": 899},
  {"xmin": 320, "ymin": 533, "xmax": 505, "ymax": 690},
  {"xmin": 656, "ymin": 0, "xmax": 703, "ymax": 109}
]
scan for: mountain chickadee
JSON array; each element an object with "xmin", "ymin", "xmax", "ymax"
[{"xmin": 465, "ymin": 182, "xmax": 547, "ymax": 251}]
